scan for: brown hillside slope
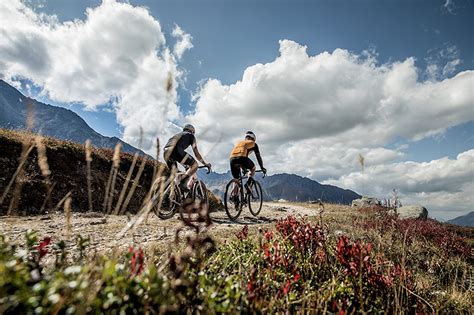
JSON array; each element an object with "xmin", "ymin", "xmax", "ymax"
[{"xmin": 0, "ymin": 128, "xmax": 220, "ymax": 215}]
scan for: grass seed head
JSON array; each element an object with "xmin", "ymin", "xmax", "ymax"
[
  {"xmin": 35, "ymin": 136, "xmax": 51, "ymax": 178},
  {"xmin": 112, "ymin": 143, "xmax": 122, "ymax": 168},
  {"xmin": 85, "ymin": 140, "xmax": 93, "ymax": 162}
]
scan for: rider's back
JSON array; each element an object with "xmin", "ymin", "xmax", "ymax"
[
  {"xmin": 230, "ymin": 139, "xmax": 256, "ymax": 158},
  {"xmin": 164, "ymin": 131, "xmax": 195, "ymax": 155}
]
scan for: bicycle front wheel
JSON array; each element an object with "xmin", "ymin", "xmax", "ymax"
[
  {"xmin": 224, "ymin": 180, "xmax": 243, "ymax": 220},
  {"xmin": 152, "ymin": 177, "xmax": 181, "ymax": 219},
  {"xmin": 193, "ymin": 180, "xmax": 209, "ymax": 208},
  {"xmin": 248, "ymin": 180, "xmax": 263, "ymax": 216}
]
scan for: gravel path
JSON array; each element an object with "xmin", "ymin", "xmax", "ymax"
[{"xmin": 0, "ymin": 202, "xmax": 328, "ymax": 256}]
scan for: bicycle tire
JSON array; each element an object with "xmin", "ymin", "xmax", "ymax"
[
  {"xmin": 193, "ymin": 180, "xmax": 209, "ymax": 207},
  {"xmin": 152, "ymin": 177, "xmax": 181, "ymax": 219},
  {"xmin": 248, "ymin": 180, "xmax": 263, "ymax": 216},
  {"xmin": 224, "ymin": 180, "xmax": 243, "ymax": 220}
]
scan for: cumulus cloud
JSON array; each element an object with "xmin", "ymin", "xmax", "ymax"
[
  {"xmin": 187, "ymin": 40, "xmax": 473, "ymax": 218},
  {"xmin": 324, "ymin": 150, "xmax": 474, "ymax": 219},
  {"xmin": 188, "ymin": 40, "xmax": 472, "ymax": 170},
  {"xmin": 0, "ymin": 0, "xmax": 185, "ymax": 151}
]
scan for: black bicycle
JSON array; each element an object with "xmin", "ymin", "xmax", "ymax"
[
  {"xmin": 224, "ymin": 169, "xmax": 265, "ymax": 220},
  {"xmin": 153, "ymin": 165, "xmax": 210, "ymax": 223}
]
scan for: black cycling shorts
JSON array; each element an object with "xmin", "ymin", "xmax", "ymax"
[
  {"xmin": 230, "ymin": 156, "xmax": 255, "ymax": 179},
  {"xmin": 164, "ymin": 148, "xmax": 196, "ymax": 171}
]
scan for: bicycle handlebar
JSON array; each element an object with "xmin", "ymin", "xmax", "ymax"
[
  {"xmin": 198, "ymin": 165, "xmax": 211, "ymax": 174},
  {"xmin": 256, "ymin": 169, "xmax": 267, "ymax": 178}
]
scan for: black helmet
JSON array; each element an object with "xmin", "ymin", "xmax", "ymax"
[
  {"xmin": 183, "ymin": 124, "xmax": 195, "ymax": 134},
  {"xmin": 245, "ymin": 131, "xmax": 256, "ymax": 141}
]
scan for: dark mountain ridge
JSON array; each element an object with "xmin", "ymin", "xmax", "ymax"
[
  {"xmin": 199, "ymin": 170, "xmax": 361, "ymax": 205},
  {"xmin": 447, "ymin": 211, "xmax": 474, "ymax": 227},
  {"xmin": 0, "ymin": 79, "xmax": 143, "ymax": 154}
]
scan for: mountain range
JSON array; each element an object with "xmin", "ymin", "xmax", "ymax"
[
  {"xmin": 447, "ymin": 211, "xmax": 474, "ymax": 227},
  {"xmin": 0, "ymin": 79, "xmax": 143, "ymax": 154},
  {"xmin": 198, "ymin": 170, "xmax": 361, "ymax": 205}
]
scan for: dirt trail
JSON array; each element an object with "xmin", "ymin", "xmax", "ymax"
[{"xmin": 0, "ymin": 202, "xmax": 330, "ymax": 255}]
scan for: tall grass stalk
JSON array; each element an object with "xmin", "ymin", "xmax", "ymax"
[
  {"xmin": 117, "ymin": 164, "xmax": 169, "ymax": 239},
  {"xmin": 0, "ymin": 143, "xmax": 34, "ymax": 207},
  {"xmin": 113, "ymin": 152, "xmax": 138, "ymax": 215},
  {"xmin": 120, "ymin": 155, "xmax": 147, "ymax": 214},
  {"xmin": 35, "ymin": 136, "xmax": 53, "ymax": 213},
  {"xmin": 104, "ymin": 143, "xmax": 121, "ymax": 213},
  {"xmin": 85, "ymin": 140, "xmax": 93, "ymax": 212},
  {"xmin": 53, "ymin": 191, "xmax": 72, "ymax": 212},
  {"xmin": 64, "ymin": 195, "xmax": 72, "ymax": 236},
  {"xmin": 6, "ymin": 138, "xmax": 35, "ymax": 215}
]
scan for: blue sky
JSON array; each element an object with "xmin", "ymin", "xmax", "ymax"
[
  {"xmin": 1, "ymin": 0, "xmax": 473, "ymax": 219},
  {"xmin": 34, "ymin": 0, "xmax": 473, "ymax": 159}
]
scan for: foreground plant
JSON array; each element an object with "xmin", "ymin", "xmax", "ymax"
[{"xmin": 0, "ymin": 212, "xmax": 471, "ymax": 313}]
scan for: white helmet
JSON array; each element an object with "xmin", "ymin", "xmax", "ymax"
[{"xmin": 245, "ymin": 131, "xmax": 256, "ymax": 141}]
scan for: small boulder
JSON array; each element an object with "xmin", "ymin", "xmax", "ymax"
[
  {"xmin": 351, "ymin": 196, "xmax": 380, "ymax": 207},
  {"xmin": 397, "ymin": 205, "xmax": 428, "ymax": 219}
]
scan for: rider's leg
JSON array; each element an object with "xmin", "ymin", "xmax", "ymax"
[
  {"xmin": 174, "ymin": 153, "xmax": 198, "ymax": 190},
  {"xmin": 244, "ymin": 158, "xmax": 256, "ymax": 186},
  {"xmin": 231, "ymin": 179, "xmax": 240, "ymax": 196},
  {"xmin": 229, "ymin": 158, "xmax": 241, "ymax": 198},
  {"xmin": 179, "ymin": 154, "xmax": 198, "ymax": 188},
  {"xmin": 249, "ymin": 165, "xmax": 256, "ymax": 178}
]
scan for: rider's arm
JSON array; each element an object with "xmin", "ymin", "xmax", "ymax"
[
  {"xmin": 192, "ymin": 139, "xmax": 209, "ymax": 166},
  {"xmin": 253, "ymin": 143, "xmax": 264, "ymax": 170}
]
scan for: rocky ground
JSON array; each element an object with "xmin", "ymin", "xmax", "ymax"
[{"xmin": 0, "ymin": 202, "xmax": 341, "ymax": 258}]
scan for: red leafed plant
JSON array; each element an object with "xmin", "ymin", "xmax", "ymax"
[
  {"xmin": 275, "ymin": 215, "xmax": 326, "ymax": 254},
  {"xmin": 129, "ymin": 246, "xmax": 145, "ymax": 276},
  {"xmin": 236, "ymin": 225, "xmax": 249, "ymax": 241},
  {"xmin": 37, "ymin": 237, "xmax": 52, "ymax": 260}
]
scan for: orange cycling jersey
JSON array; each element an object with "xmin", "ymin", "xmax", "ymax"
[{"xmin": 230, "ymin": 140, "xmax": 257, "ymax": 158}]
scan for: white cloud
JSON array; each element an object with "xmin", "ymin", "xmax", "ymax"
[
  {"xmin": 188, "ymin": 40, "xmax": 472, "ymax": 169},
  {"xmin": 324, "ymin": 150, "xmax": 474, "ymax": 220},
  {"xmin": 0, "ymin": 0, "xmax": 185, "ymax": 151},
  {"xmin": 425, "ymin": 44, "xmax": 461, "ymax": 80},
  {"xmin": 186, "ymin": 40, "xmax": 473, "ymax": 218},
  {"xmin": 172, "ymin": 24, "xmax": 193, "ymax": 60}
]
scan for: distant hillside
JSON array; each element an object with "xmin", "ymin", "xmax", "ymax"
[
  {"xmin": 0, "ymin": 129, "xmax": 156, "ymax": 215},
  {"xmin": 0, "ymin": 128, "xmax": 221, "ymax": 215},
  {"xmin": 0, "ymin": 79, "xmax": 143, "ymax": 154},
  {"xmin": 447, "ymin": 211, "xmax": 474, "ymax": 227},
  {"xmin": 199, "ymin": 170, "xmax": 361, "ymax": 205}
]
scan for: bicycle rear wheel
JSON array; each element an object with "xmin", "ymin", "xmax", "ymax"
[
  {"xmin": 153, "ymin": 177, "xmax": 181, "ymax": 219},
  {"xmin": 248, "ymin": 180, "xmax": 263, "ymax": 216},
  {"xmin": 224, "ymin": 180, "xmax": 243, "ymax": 220}
]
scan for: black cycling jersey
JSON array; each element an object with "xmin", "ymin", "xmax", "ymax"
[{"xmin": 164, "ymin": 131, "xmax": 196, "ymax": 156}]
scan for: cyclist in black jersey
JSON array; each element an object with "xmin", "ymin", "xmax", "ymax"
[{"xmin": 163, "ymin": 124, "xmax": 211, "ymax": 190}]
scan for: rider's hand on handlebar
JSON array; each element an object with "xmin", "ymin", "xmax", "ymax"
[
  {"xmin": 204, "ymin": 162, "xmax": 212, "ymax": 169},
  {"xmin": 261, "ymin": 167, "xmax": 267, "ymax": 174}
]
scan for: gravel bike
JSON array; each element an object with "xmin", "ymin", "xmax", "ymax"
[
  {"xmin": 153, "ymin": 165, "xmax": 211, "ymax": 222},
  {"xmin": 224, "ymin": 169, "xmax": 265, "ymax": 220}
]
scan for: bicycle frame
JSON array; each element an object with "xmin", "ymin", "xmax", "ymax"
[{"xmin": 154, "ymin": 165, "xmax": 210, "ymax": 220}]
